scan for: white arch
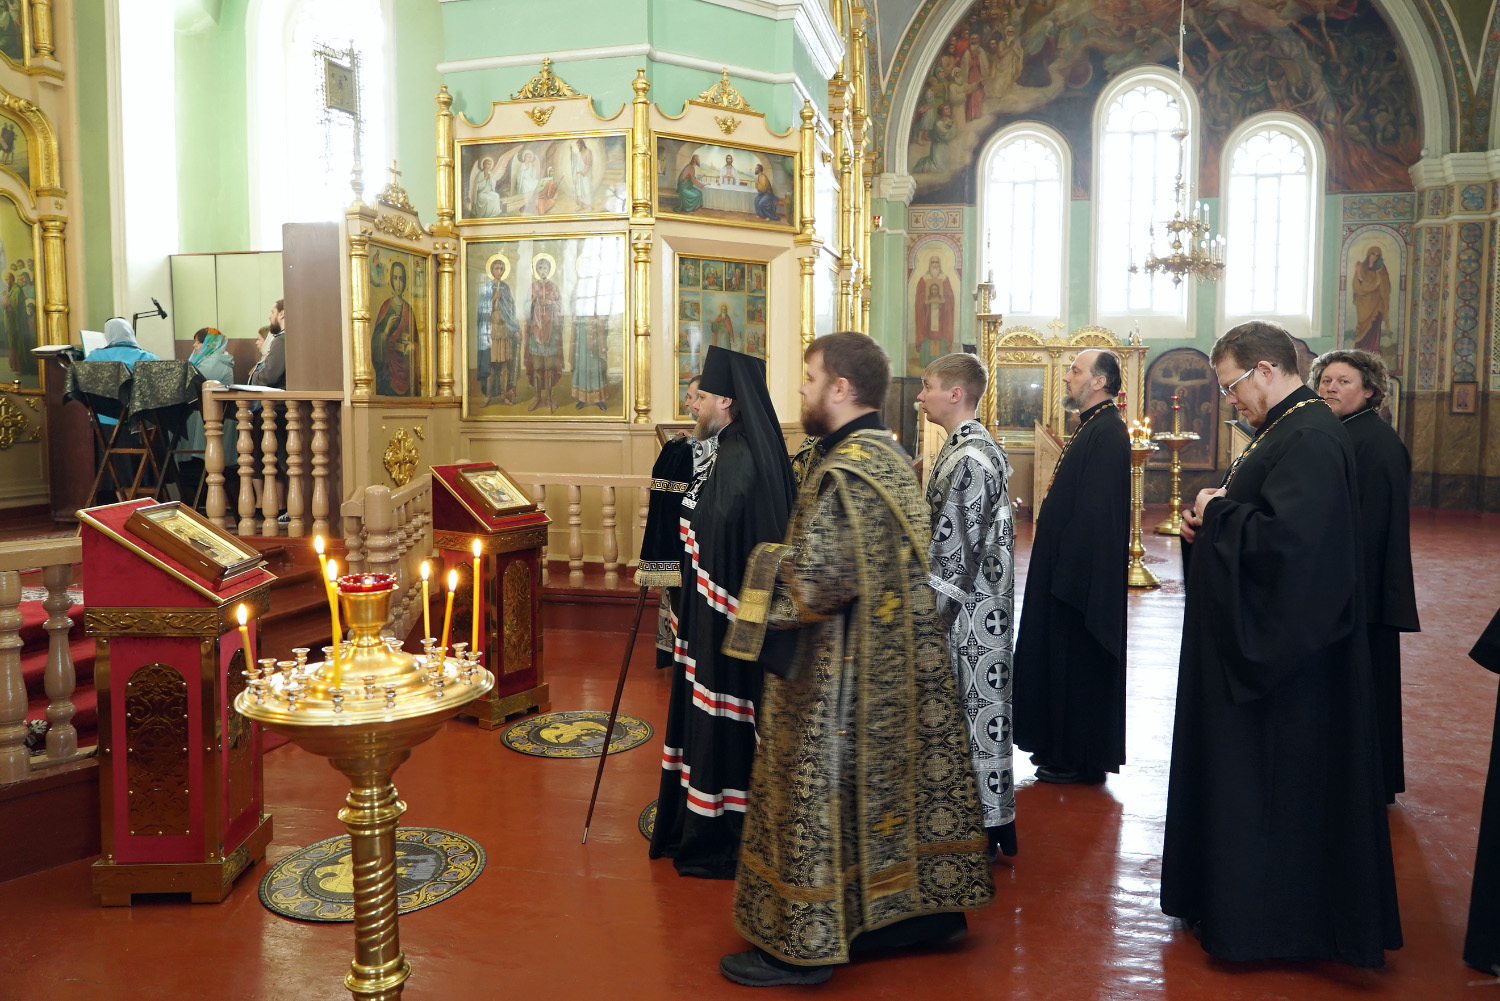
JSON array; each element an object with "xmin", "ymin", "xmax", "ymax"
[
  {"xmin": 246, "ymin": 0, "xmax": 397, "ymax": 250},
  {"xmin": 884, "ymin": 0, "xmax": 1454, "ymax": 174},
  {"xmin": 1218, "ymin": 111, "xmax": 1326, "ymax": 338},
  {"xmin": 976, "ymin": 121, "xmax": 1070, "ymax": 324}
]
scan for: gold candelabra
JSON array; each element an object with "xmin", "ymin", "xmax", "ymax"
[
  {"xmin": 974, "ymin": 272, "xmax": 1004, "ymax": 438},
  {"xmin": 1152, "ymin": 393, "xmax": 1200, "ymax": 536},
  {"xmin": 1127, "ymin": 421, "xmax": 1160, "ymax": 589},
  {"xmin": 235, "ymin": 573, "xmax": 494, "ymax": 1001}
]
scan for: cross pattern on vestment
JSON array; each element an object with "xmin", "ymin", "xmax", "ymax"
[
  {"xmin": 875, "ymin": 591, "xmax": 901, "ymax": 623},
  {"xmin": 872, "ymin": 812, "xmax": 906, "ymax": 837},
  {"xmin": 842, "ymin": 442, "xmax": 870, "ymax": 462}
]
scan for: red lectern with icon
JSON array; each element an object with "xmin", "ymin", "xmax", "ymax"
[
  {"xmin": 431, "ymin": 462, "xmax": 550, "ymax": 729},
  {"xmin": 77, "ymin": 499, "xmax": 277, "ymax": 905}
]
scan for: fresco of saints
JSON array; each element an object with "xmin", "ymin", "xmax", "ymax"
[
  {"xmin": 371, "ymin": 261, "xmax": 418, "ymax": 397},
  {"xmin": 524, "ymin": 254, "xmax": 564, "ymax": 412},
  {"xmin": 752, "ymin": 163, "xmax": 780, "ymax": 221},
  {"xmin": 478, "ymin": 254, "xmax": 518, "ymax": 405},
  {"xmin": 1351, "ymin": 245, "xmax": 1392, "ymax": 355},
  {"xmin": 676, "ymin": 155, "xmax": 704, "ymax": 212},
  {"xmin": 915, "ymin": 255, "xmax": 955, "ymax": 367},
  {"xmin": 571, "ymin": 314, "xmax": 610, "ymax": 411},
  {"xmin": 571, "ymin": 140, "xmax": 595, "ymax": 212},
  {"xmin": 709, "ymin": 302, "xmax": 735, "ymax": 349}
]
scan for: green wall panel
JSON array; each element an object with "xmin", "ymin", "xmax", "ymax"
[
  {"xmin": 175, "ymin": 0, "xmax": 250, "ymax": 254},
  {"xmin": 75, "ymin": 0, "xmax": 115, "ymax": 326}
]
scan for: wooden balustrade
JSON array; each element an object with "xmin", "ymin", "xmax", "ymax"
[
  {"xmin": 340, "ymin": 474, "xmax": 433, "ymax": 640},
  {"xmin": 0, "ymin": 536, "xmax": 88, "ymax": 783},
  {"xmin": 202, "ymin": 384, "xmax": 344, "ymax": 538},
  {"xmin": 513, "ymin": 474, "xmax": 651, "ymax": 588}
]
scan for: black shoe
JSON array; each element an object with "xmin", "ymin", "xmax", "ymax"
[
  {"xmin": 987, "ymin": 821, "xmax": 1017, "ymax": 858},
  {"xmin": 719, "ymin": 950, "xmax": 832, "ymax": 987},
  {"xmin": 1035, "ymin": 765, "xmax": 1082, "ymax": 784}
]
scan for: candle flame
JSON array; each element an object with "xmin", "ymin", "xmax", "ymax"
[
  {"xmin": 314, "ymin": 535, "xmax": 325, "ymax": 556},
  {"xmin": 420, "ymin": 560, "xmax": 431, "ymax": 581},
  {"xmin": 447, "ymin": 568, "xmax": 459, "ymax": 592},
  {"xmin": 326, "ymin": 559, "xmax": 338, "ymax": 583},
  {"xmin": 237, "ymin": 603, "xmax": 248, "ymax": 626},
  {"xmin": 472, "ymin": 538, "xmax": 482, "ymax": 558}
]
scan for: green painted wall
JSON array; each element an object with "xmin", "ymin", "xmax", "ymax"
[
  {"xmin": 175, "ymin": 0, "xmax": 250, "ymax": 254},
  {"xmin": 393, "ymin": 0, "xmax": 444, "ymax": 224},
  {"xmin": 75, "ymin": 0, "xmax": 115, "ymax": 327}
]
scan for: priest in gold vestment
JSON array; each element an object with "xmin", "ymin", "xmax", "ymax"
[{"xmin": 719, "ymin": 332, "xmax": 994, "ymax": 987}]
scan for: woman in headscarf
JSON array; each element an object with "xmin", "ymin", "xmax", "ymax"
[
  {"xmin": 174, "ymin": 327, "xmax": 233, "ymax": 507},
  {"xmin": 86, "ymin": 317, "xmax": 158, "ymax": 429}
]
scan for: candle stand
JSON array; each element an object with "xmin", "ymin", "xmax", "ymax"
[
  {"xmin": 1152, "ymin": 393, "xmax": 1200, "ymax": 536},
  {"xmin": 1127, "ymin": 430, "xmax": 1161, "ymax": 590}
]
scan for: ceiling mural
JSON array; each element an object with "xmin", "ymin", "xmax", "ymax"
[{"xmin": 897, "ymin": 0, "xmax": 1422, "ymax": 204}]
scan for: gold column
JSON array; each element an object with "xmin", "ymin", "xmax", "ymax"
[
  {"xmin": 861, "ymin": 151, "xmax": 874, "ymax": 335},
  {"xmin": 39, "ymin": 214, "xmax": 67, "ymax": 345},
  {"xmin": 828, "ymin": 74, "xmax": 850, "ymax": 331},
  {"xmin": 434, "ymin": 239, "xmax": 457, "ymax": 399},
  {"xmin": 850, "ymin": 6, "xmax": 869, "ymax": 334},
  {"xmin": 630, "ymin": 70, "xmax": 653, "ymax": 224},
  {"xmin": 796, "ymin": 101, "xmax": 818, "ymax": 352},
  {"xmin": 349, "ymin": 211, "xmax": 373, "ymax": 399},
  {"xmin": 30, "ymin": 0, "xmax": 54, "ymax": 61},
  {"xmin": 975, "ymin": 278, "xmax": 1000, "ymax": 433},
  {"xmin": 630, "ymin": 230, "xmax": 652, "ymax": 423},
  {"xmin": 434, "ymin": 87, "xmax": 455, "ymax": 237}
]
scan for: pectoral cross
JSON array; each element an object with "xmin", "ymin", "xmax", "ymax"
[
  {"xmin": 872, "ymin": 812, "xmax": 906, "ymax": 837},
  {"xmin": 875, "ymin": 591, "xmax": 900, "ymax": 624}
]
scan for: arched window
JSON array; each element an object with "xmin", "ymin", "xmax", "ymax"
[
  {"xmin": 979, "ymin": 126, "xmax": 1068, "ymax": 322},
  {"xmin": 251, "ymin": 0, "xmax": 391, "ymax": 248},
  {"xmin": 1094, "ymin": 73, "xmax": 1195, "ymax": 332},
  {"xmin": 1222, "ymin": 117, "xmax": 1322, "ymax": 331}
]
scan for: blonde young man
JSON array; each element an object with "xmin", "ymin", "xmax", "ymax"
[{"xmin": 917, "ymin": 352, "xmax": 1017, "ymax": 858}]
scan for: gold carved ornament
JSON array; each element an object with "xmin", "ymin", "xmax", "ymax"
[
  {"xmin": 125, "ymin": 663, "xmax": 192, "ymax": 837},
  {"xmin": 525, "ymin": 105, "xmax": 555, "ymax": 126},
  {"xmin": 714, "ymin": 115, "xmax": 740, "ymax": 135},
  {"xmin": 0, "ymin": 394, "xmax": 34, "ymax": 448},
  {"xmin": 225, "ymin": 648, "xmax": 255, "ymax": 821},
  {"xmin": 85, "ymin": 608, "xmax": 223, "ymax": 637},
  {"xmin": 374, "ymin": 214, "xmax": 424, "ymax": 240},
  {"xmin": 695, "ymin": 69, "xmax": 755, "ymax": 113},
  {"xmin": 383, "ymin": 427, "xmax": 420, "ymax": 487},
  {"xmin": 503, "ymin": 560, "xmax": 532, "ymax": 675},
  {"xmin": 376, "ymin": 160, "xmax": 415, "ymax": 213},
  {"xmin": 510, "ymin": 58, "xmax": 578, "ymax": 101}
]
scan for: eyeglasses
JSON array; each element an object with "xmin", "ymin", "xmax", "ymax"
[{"xmin": 1218, "ymin": 367, "xmax": 1255, "ymax": 398}]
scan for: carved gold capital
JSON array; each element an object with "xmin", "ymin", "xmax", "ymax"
[
  {"xmin": 694, "ymin": 69, "xmax": 755, "ymax": 113},
  {"xmin": 511, "ymin": 58, "xmax": 579, "ymax": 101}
]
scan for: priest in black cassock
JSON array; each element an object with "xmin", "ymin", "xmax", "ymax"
[
  {"xmin": 649, "ymin": 346, "xmax": 795, "ymax": 879},
  {"xmin": 1467, "ymin": 605, "xmax": 1500, "ymax": 974},
  {"xmin": 1013, "ymin": 348, "xmax": 1130, "ymax": 785},
  {"xmin": 1164, "ymin": 321, "xmax": 1400, "ymax": 967},
  {"xmin": 1311, "ymin": 349, "xmax": 1420, "ymax": 802}
]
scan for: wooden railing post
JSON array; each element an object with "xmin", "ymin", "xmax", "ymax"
[
  {"xmin": 203, "ymin": 382, "xmax": 227, "ymax": 527},
  {"xmin": 41, "ymin": 561, "xmax": 76, "ymax": 762},
  {"xmin": 311, "ymin": 401, "xmax": 331, "ymax": 538},
  {"xmin": 567, "ymin": 484, "xmax": 584, "ymax": 587},
  {"xmin": 363, "ymin": 485, "xmax": 398, "ymax": 635},
  {"xmin": 602, "ymin": 485, "xmax": 618, "ymax": 588},
  {"xmin": 0, "ymin": 570, "xmax": 26, "ymax": 782},
  {"xmin": 533, "ymin": 483, "xmax": 549, "ymax": 585},
  {"xmin": 284, "ymin": 401, "xmax": 305, "ymax": 537},
  {"xmin": 236, "ymin": 400, "xmax": 257, "ymax": 535},
  {"xmin": 343, "ymin": 508, "xmax": 365, "ymax": 575},
  {"xmin": 260, "ymin": 403, "xmax": 280, "ymax": 537}
]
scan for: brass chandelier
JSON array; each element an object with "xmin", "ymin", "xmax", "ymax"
[{"xmin": 1129, "ymin": 0, "xmax": 1225, "ymax": 286}]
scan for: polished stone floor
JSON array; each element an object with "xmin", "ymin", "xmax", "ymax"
[{"xmin": 3, "ymin": 508, "xmax": 1499, "ymax": 1000}]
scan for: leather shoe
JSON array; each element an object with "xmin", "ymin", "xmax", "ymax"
[
  {"xmin": 1035, "ymin": 765, "xmax": 1083, "ymax": 784},
  {"xmin": 719, "ymin": 949, "xmax": 832, "ymax": 987}
]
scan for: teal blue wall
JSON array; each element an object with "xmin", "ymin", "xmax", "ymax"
[
  {"xmin": 176, "ymin": 0, "xmax": 250, "ymax": 254},
  {"xmin": 75, "ymin": 0, "xmax": 115, "ymax": 327}
]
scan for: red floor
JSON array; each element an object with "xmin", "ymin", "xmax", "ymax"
[{"xmin": 2, "ymin": 508, "xmax": 1499, "ymax": 1000}]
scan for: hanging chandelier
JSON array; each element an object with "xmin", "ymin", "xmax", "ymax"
[{"xmin": 1129, "ymin": 0, "xmax": 1225, "ymax": 286}]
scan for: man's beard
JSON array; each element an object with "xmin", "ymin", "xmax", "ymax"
[
  {"xmin": 270, "ymin": 320, "xmax": 283, "ymax": 334},
  {"xmin": 693, "ymin": 411, "xmax": 725, "ymax": 441},
  {"xmin": 1060, "ymin": 390, "xmax": 1081, "ymax": 413},
  {"xmin": 801, "ymin": 393, "xmax": 834, "ymax": 437}
]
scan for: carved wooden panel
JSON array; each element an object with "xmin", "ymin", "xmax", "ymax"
[
  {"xmin": 503, "ymin": 559, "xmax": 531, "ymax": 676},
  {"xmin": 225, "ymin": 647, "xmax": 254, "ymax": 824},
  {"xmin": 124, "ymin": 663, "xmax": 191, "ymax": 837}
]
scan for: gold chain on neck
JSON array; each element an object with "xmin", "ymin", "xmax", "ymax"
[
  {"xmin": 1221, "ymin": 397, "xmax": 1328, "ymax": 489},
  {"xmin": 1046, "ymin": 403, "xmax": 1113, "ymax": 494}
]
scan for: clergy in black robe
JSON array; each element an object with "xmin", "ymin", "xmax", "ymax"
[
  {"xmin": 1311, "ymin": 349, "xmax": 1420, "ymax": 802},
  {"xmin": 1164, "ymin": 321, "xmax": 1400, "ymax": 967},
  {"xmin": 1013, "ymin": 348, "xmax": 1130, "ymax": 784},
  {"xmin": 649, "ymin": 346, "xmax": 795, "ymax": 879},
  {"xmin": 1468, "ymin": 606, "xmax": 1500, "ymax": 974}
]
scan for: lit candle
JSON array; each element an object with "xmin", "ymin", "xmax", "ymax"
[
  {"xmin": 237, "ymin": 604, "xmax": 255, "ymax": 667},
  {"xmin": 420, "ymin": 560, "xmax": 432, "ymax": 639},
  {"xmin": 440, "ymin": 568, "xmax": 459, "ymax": 655},
  {"xmin": 313, "ymin": 535, "xmax": 329, "ymax": 585},
  {"xmin": 471, "ymin": 539, "xmax": 483, "ymax": 654}
]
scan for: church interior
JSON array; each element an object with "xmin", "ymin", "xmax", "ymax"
[{"xmin": 1, "ymin": 0, "xmax": 1500, "ymax": 997}]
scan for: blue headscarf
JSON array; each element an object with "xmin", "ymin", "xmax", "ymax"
[{"xmin": 189, "ymin": 327, "xmax": 227, "ymax": 366}]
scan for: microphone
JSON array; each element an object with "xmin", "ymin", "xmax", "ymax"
[{"xmin": 152, "ymin": 297, "xmax": 166, "ymax": 319}]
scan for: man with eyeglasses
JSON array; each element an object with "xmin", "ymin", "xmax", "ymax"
[{"xmin": 1161, "ymin": 320, "xmax": 1401, "ymax": 967}]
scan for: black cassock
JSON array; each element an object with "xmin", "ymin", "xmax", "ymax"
[
  {"xmin": 1013, "ymin": 399, "xmax": 1130, "ymax": 776},
  {"xmin": 1341, "ymin": 408, "xmax": 1420, "ymax": 801},
  {"xmin": 1466, "ymin": 606, "xmax": 1500, "ymax": 974},
  {"xmin": 1163, "ymin": 386, "xmax": 1400, "ymax": 966}
]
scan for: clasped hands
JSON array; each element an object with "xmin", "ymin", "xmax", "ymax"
[{"xmin": 1180, "ymin": 487, "xmax": 1226, "ymax": 544}]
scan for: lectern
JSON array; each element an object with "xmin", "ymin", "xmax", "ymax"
[{"xmin": 78, "ymin": 499, "xmax": 277, "ymax": 905}]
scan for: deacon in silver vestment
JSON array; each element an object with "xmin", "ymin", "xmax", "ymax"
[{"xmin": 917, "ymin": 351, "xmax": 1017, "ymax": 857}]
